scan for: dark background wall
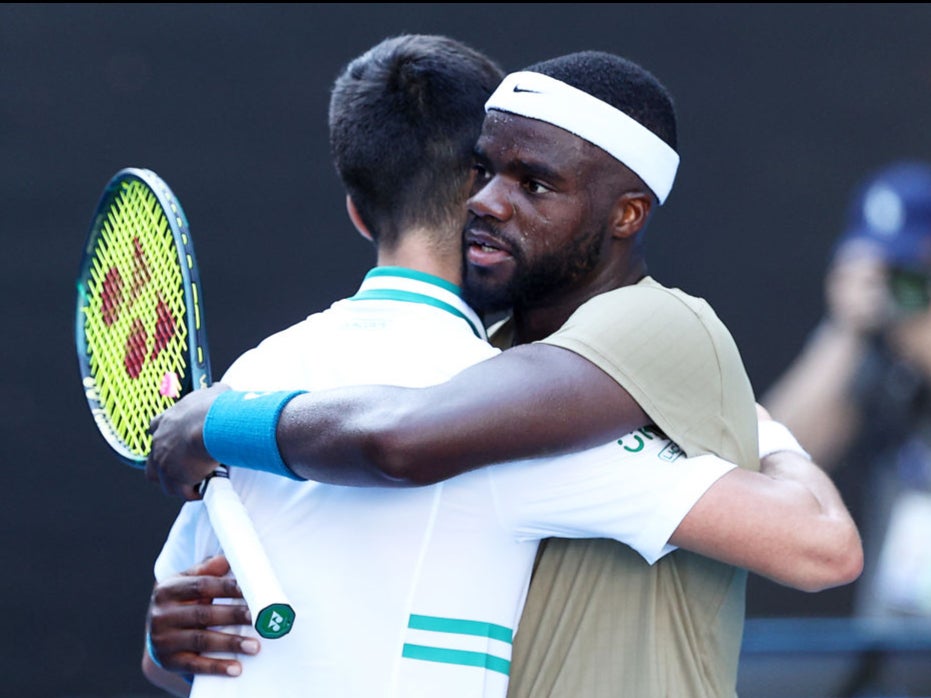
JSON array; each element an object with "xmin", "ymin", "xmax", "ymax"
[{"xmin": 3, "ymin": 4, "xmax": 930, "ymax": 696}]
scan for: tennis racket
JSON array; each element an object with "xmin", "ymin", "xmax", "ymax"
[{"xmin": 75, "ymin": 167, "xmax": 295, "ymax": 639}]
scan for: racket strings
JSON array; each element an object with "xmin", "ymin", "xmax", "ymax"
[{"xmin": 81, "ymin": 180, "xmax": 191, "ymax": 459}]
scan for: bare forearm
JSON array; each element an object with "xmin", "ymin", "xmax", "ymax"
[
  {"xmin": 671, "ymin": 448, "xmax": 863, "ymax": 592},
  {"xmin": 277, "ymin": 344, "xmax": 649, "ymax": 485},
  {"xmin": 145, "ymin": 345, "xmax": 649, "ymax": 498},
  {"xmin": 756, "ymin": 450, "xmax": 863, "ymax": 590},
  {"xmin": 759, "ymin": 450, "xmax": 850, "ymax": 524}
]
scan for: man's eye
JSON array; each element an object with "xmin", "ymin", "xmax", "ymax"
[
  {"xmin": 526, "ymin": 180, "xmax": 550, "ymax": 194},
  {"xmin": 470, "ymin": 165, "xmax": 490, "ymax": 195}
]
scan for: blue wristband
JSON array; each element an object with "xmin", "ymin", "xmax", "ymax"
[{"xmin": 203, "ymin": 390, "xmax": 307, "ymax": 480}]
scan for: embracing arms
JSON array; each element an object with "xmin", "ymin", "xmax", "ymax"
[
  {"xmin": 147, "ymin": 343, "xmax": 649, "ymax": 494},
  {"xmin": 143, "ymin": 414, "xmax": 862, "ymax": 684},
  {"xmin": 146, "ymin": 342, "xmax": 861, "ymax": 592},
  {"xmin": 670, "ymin": 407, "xmax": 862, "ymax": 593}
]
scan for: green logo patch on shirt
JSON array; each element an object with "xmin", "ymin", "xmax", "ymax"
[{"xmin": 658, "ymin": 442, "xmax": 685, "ymax": 462}]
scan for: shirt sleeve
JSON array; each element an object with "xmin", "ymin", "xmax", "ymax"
[
  {"xmin": 491, "ymin": 429, "xmax": 737, "ymax": 564},
  {"xmin": 539, "ymin": 278, "xmax": 760, "ymax": 472}
]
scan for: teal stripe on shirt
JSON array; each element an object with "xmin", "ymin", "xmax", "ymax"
[
  {"xmin": 364, "ymin": 266, "xmax": 462, "ymax": 296},
  {"xmin": 402, "ymin": 615, "xmax": 513, "ymax": 676},
  {"xmin": 402, "ymin": 644, "xmax": 511, "ymax": 676},
  {"xmin": 408, "ymin": 614, "xmax": 513, "ymax": 643}
]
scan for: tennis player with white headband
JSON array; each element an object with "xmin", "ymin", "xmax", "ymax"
[
  {"xmin": 483, "ymin": 70, "xmax": 680, "ymax": 205},
  {"xmin": 452, "ymin": 58, "xmax": 768, "ymax": 694},
  {"xmin": 148, "ymin": 50, "xmax": 860, "ymax": 697}
]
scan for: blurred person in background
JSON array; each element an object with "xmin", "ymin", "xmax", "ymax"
[{"xmin": 764, "ymin": 160, "xmax": 931, "ymax": 621}]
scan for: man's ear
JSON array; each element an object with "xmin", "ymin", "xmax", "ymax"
[
  {"xmin": 610, "ymin": 192, "xmax": 653, "ymax": 240},
  {"xmin": 346, "ymin": 195, "xmax": 373, "ymax": 242}
]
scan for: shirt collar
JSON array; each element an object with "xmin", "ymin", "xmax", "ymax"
[{"xmin": 350, "ymin": 267, "xmax": 487, "ymax": 341}]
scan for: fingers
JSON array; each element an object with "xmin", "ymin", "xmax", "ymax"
[
  {"xmin": 148, "ymin": 573, "xmax": 257, "ymax": 677},
  {"xmin": 146, "ymin": 555, "xmax": 258, "ymax": 680},
  {"xmin": 153, "ymin": 574, "xmax": 244, "ymax": 606},
  {"xmin": 145, "ymin": 434, "xmax": 205, "ymax": 501},
  {"xmin": 145, "ymin": 459, "xmax": 203, "ymax": 500},
  {"xmin": 148, "ymin": 627, "xmax": 260, "ymax": 677},
  {"xmin": 190, "ymin": 553, "xmax": 232, "ymax": 578},
  {"xmin": 154, "ymin": 555, "xmax": 240, "ymax": 604},
  {"xmin": 145, "ymin": 397, "xmax": 215, "ymax": 500},
  {"xmin": 145, "ymin": 416, "xmax": 162, "ymax": 485},
  {"xmin": 147, "ymin": 597, "xmax": 258, "ymax": 677},
  {"xmin": 151, "ymin": 598, "xmax": 252, "ymax": 632}
]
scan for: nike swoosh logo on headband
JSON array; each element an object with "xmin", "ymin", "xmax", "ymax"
[{"xmin": 512, "ymin": 85, "xmax": 541, "ymax": 93}]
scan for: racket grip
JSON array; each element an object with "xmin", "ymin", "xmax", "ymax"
[{"xmin": 202, "ymin": 474, "xmax": 295, "ymax": 639}]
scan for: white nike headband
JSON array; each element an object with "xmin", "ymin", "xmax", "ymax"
[{"xmin": 485, "ymin": 71, "xmax": 680, "ymax": 204}]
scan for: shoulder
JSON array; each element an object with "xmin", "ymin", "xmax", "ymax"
[
  {"xmin": 220, "ymin": 311, "xmax": 330, "ymax": 386},
  {"xmin": 574, "ymin": 277, "xmax": 723, "ymax": 330},
  {"xmin": 549, "ymin": 276, "xmax": 737, "ymax": 356},
  {"xmin": 541, "ymin": 277, "xmax": 759, "ymax": 470}
]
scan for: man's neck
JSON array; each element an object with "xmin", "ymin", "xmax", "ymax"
[
  {"xmin": 510, "ymin": 264, "xmax": 647, "ymax": 345},
  {"xmin": 375, "ymin": 229, "xmax": 462, "ymax": 287}
]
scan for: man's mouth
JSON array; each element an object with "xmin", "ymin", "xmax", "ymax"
[{"xmin": 465, "ymin": 229, "xmax": 513, "ymax": 266}]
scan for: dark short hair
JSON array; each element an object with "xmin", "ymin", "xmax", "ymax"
[
  {"xmin": 329, "ymin": 35, "xmax": 504, "ymax": 247},
  {"xmin": 524, "ymin": 51, "xmax": 678, "ymax": 152}
]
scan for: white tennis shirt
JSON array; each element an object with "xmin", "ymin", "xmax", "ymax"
[{"xmin": 154, "ymin": 267, "xmax": 735, "ymax": 698}]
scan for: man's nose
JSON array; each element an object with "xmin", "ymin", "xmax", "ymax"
[{"xmin": 468, "ymin": 176, "xmax": 512, "ymax": 221}]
